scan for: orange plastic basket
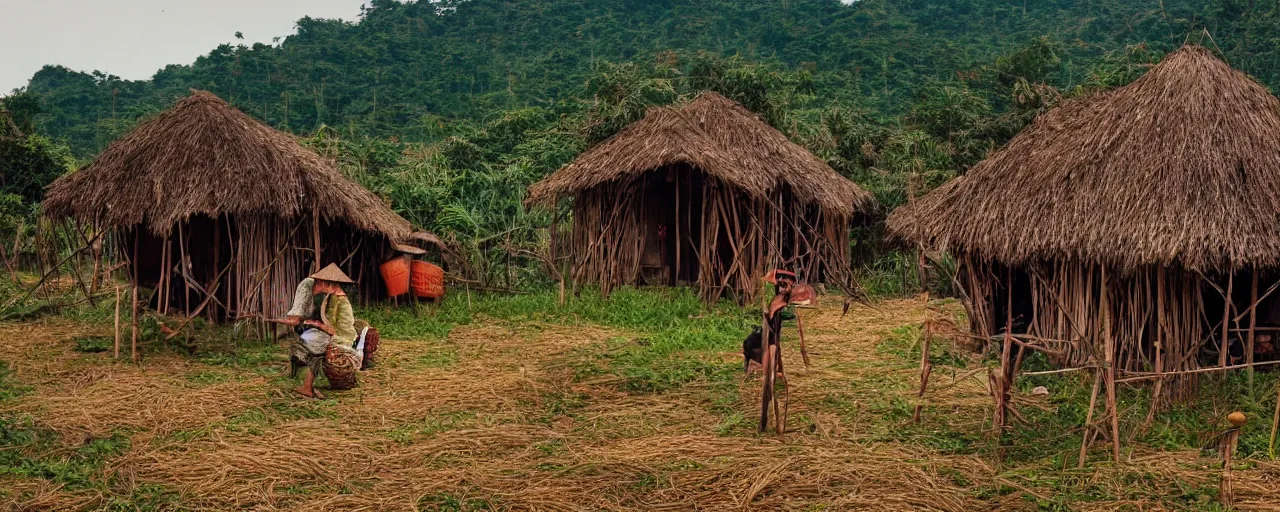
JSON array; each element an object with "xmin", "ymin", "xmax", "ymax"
[{"xmin": 410, "ymin": 260, "xmax": 445, "ymax": 298}]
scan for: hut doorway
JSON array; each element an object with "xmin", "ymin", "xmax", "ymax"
[{"xmin": 637, "ymin": 164, "xmax": 706, "ymax": 287}]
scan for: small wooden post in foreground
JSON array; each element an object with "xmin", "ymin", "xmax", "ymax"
[{"xmin": 1222, "ymin": 411, "xmax": 1246, "ymax": 507}]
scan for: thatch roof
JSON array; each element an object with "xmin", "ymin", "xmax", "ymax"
[
  {"xmin": 528, "ymin": 92, "xmax": 875, "ymax": 216},
  {"xmin": 43, "ymin": 90, "xmax": 412, "ymax": 240},
  {"xmin": 888, "ymin": 45, "xmax": 1280, "ymax": 272}
]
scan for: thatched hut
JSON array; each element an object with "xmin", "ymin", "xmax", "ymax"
[
  {"xmin": 888, "ymin": 46, "xmax": 1280, "ymax": 455},
  {"xmin": 43, "ymin": 90, "xmax": 412, "ymax": 323},
  {"xmin": 529, "ymin": 92, "xmax": 875, "ymax": 304}
]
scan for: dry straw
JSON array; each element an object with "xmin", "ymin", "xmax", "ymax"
[
  {"xmin": 888, "ymin": 46, "xmax": 1280, "ymax": 272},
  {"xmin": 529, "ymin": 92, "xmax": 876, "ymax": 304},
  {"xmin": 529, "ymin": 92, "xmax": 874, "ymax": 216},
  {"xmin": 42, "ymin": 90, "xmax": 410, "ymax": 240},
  {"xmin": 889, "ymin": 45, "xmax": 1280, "ymax": 462}
]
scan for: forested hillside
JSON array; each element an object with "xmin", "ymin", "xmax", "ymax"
[
  {"xmin": 10, "ymin": 0, "xmax": 1280, "ymax": 291},
  {"xmin": 20, "ymin": 0, "xmax": 1271, "ymax": 157}
]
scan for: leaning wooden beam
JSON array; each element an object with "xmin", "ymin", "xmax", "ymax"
[
  {"xmin": 1078, "ymin": 369, "xmax": 1103, "ymax": 468},
  {"xmin": 1117, "ymin": 360, "xmax": 1280, "ymax": 382},
  {"xmin": 1, "ymin": 230, "xmax": 103, "ymax": 311},
  {"xmin": 163, "ymin": 261, "xmax": 232, "ymax": 341}
]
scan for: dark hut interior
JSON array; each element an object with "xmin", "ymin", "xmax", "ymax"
[
  {"xmin": 43, "ymin": 90, "xmax": 413, "ymax": 326},
  {"xmin": 531, "ymin": 93, "xmax": 875, "ymax": 305},
  {"xmin": 888, "ymin": 45, "xmax": 1280, "ymax": 460}
]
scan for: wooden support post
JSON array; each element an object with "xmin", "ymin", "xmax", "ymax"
[
  {"xmin": 1078, "ymin": 369, "xmax": 1103, "ymax": 468},
  {"xmin": 1270, "ymin": 382, "xmax": 1280, "ymax": 459},
  {"xmin": 312, "ymin": 208, "xmax": 322, "ymax": 273},
  {"xmin": 1101, "ymin": 268, "xmax": 1120, "ymax": 464},
  {"xmin": 995, "ymin": 268, "xmax": 1014, "ymax": 439},
  {"xmin": 131, "ymin": 232, "xmax": 139, "ymax": 363},
  {"xmin": 1144, "ymin": 268, "xmax": 1166, "ymax": 431},
  {"xmin": 113, "ymin": 286, "xmax": 121, "ymax": 360},
  {"xmin": 131, "ymin": 283, "xmax": 139, "ymax": 363},
  {"xmin": 179, "ymin": 222, "xmax": 192, "ymax": 346},
  {"xmin": 1248, "ymin": 271, "xmax": 1259, "ymax": 394},
  {"xmin": 1221, "ymin": 273, "xmax": 1234, "ymax": 370},
  {"xmin": 160, "ymin": 234, "xmax": 170, "ymax": 315},
  {"xmin": 675, "ymin": 168, "xmax": 681, "ymax": 285},
  {"xmin": 212, "ymin": 215, "xmax": 222, "ymax": 321}
]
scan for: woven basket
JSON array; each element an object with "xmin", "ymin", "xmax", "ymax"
[
  {"xmin": 361, "ymin": 326, "xmax": 380, "ymax": 370},
  {"xmin": 323, "ymin": 345, "xmax": 360, "ymax": 390}
]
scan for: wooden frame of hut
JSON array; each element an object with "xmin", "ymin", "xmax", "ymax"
[
  {"xmin": 43, "ymin": 90, "xmax": 412, "ymax": 330},
  {"xmin": 888, "ymin": 46, "xmax": 1280, "ymax": 461},
  {"xmin": 528, "ymin": 92, "xmax": 876, "ymax": 304}
]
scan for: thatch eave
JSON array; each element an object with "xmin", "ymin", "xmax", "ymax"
[
  {"xmin": 528, "ymin": 93, "xmax": 876, "ymax": 219},
  {"xmin": 887, "ymin": 45, "xmax": 1280, "ymax": 274},
  {"xmin": 42, "ymin": 90, "xmax": 412, "ymax": 242}
]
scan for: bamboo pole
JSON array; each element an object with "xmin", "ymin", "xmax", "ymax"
[
  {"xmin": 179, "ymin": 223, "xmax": 192, "ymax": 344},
  {"xmin": 313, "ymin": 208, "xmax": 322, "ymax": 273},
  {"xmin": 131, "ymin": 232, "xmax": 139, "ymax": 363},
  {"xmin": 1248, "ymin": 271, "xmax": 1259, "ymax": 394},
  {"xmin": 995, "ymin": 267, "xmax": 1014, "ymax": 444},
  {"xmin": 675, "ymin": 167, "xmax": 681, "ymax": 285},
  {"xmin": 130, "ymin": 283, "xmax": 139, "ymax": 363},
  {"xmin": 1144, "ymin": 268, "xmax": 1167, "ymax": 430},
  {"xmin": 1221, "ymin": 273, "xmax": 1234, "ymax": 370},
  {"xmin": 1078, "ymin": 369, "xmax": 1103, "ymax": 468},
  {"xmin": 1102, "ymin": 267, "xmax": 1120, "ymax": 463},
  {"xmin": 113, "ymin": 285, "xmax": 121, "ymax": 360},
  {"xmin": 1270, "ymin": 381, "xmax": 1280, "ymax": 459}
]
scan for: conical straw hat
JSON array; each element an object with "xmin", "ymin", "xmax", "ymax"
[
  {"xmin": 392, "ymin": 243, "xmax": 427, "ymax": 255},
  {"xmin": 310, "ymin": 263, "xmax": 355, "ymax": 284}
]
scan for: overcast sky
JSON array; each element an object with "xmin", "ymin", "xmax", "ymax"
[{"xmin": 1, "ymin": 0, "xmax": 372, "ymax": 94}]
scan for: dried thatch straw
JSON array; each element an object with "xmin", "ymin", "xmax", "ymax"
[
  {"xmin": 888, "ymin": 46, "xmax": 1280, "ymax": 272},
  {"xmin": 528, "ymin": 92, "xmax": 874, "ymax": 217},
  {"xmin": 42, "ymin": 90, "xmax": 411, "ymax": 240}
]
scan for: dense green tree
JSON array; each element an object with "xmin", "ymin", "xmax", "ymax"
[
  {"xmin": 1, "ymin": 92, "xmax": 74, "ymax": 205},
  {"xmin": 18, "ymin": 0, "xmax": 1260, "ymax": 158}
]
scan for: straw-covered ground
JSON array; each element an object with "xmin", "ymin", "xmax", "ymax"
[{"xmin": 1, "ymin": 288, "xmax": 1279, "ymax": 511}]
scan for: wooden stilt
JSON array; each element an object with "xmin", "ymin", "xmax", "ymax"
[
  {"xmin": 1144, "ymin": 268, "xmax": 1167, "ymax": 431},
  {"xmin": 178, "ymin": 223, "xmax": 191, "ymax": 347},
  {"xmin": 1270, "ymin": 381, "xmax": 1280, "ymax": 459},
  {"xmin": 1101, "ymin": 268, "xmax": 1120, "ymax": 463},
  {"xmin": 313, "ymin": 209, "xmax": 322, "ymax": 273},
  {"xmin": 113, "ymin": 286, "xmax": 121, "ymax": 360},
  {"xmin": 996, "ymin": 268, "xmax": 1014, "ymax": 441},
  {"xmin": 1248, "ymin": 271, "xmax": 1259, "ymax": 395},
  {"xmin": 131, "ymin": 283, "xmax": 139, "ymax": 363},
  {"xmin": 1078, "ymin": 369, "xmax": 1103, "ymax": 468},
  {"xmin": 1221, "ymin": 273, "xmax": 1234, "ymax": 370},
  {"xmin": 131, "ymin": 232, "xmax": 139, "ymax": 363}
]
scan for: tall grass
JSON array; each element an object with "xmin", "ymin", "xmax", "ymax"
[{"xmin": 360, "ymin": 287, "xmax": 757, "ymax": 392}]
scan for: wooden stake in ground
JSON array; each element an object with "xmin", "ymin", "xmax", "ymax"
[
  {"xmin": 113, "ymin": 286, "xmax": 121, "ymax": 360},
  {"xmin": 1270, "ymin": 381, "xmax": 1280, "ymax": 460},
  {"xmin": 1248, "ymin": 271, "xmax": 1258, "ymax": 395},
  {"xmin": 131, "ymin": 232, "xmax": 140, "ymax": 363},
  {"xmin": 913, "ymin": 320, "xmax": 933, "ymax": 424},
  {"xmin": 131, "ymin": 283, "xmax": 139, "ymax": 363},
  {"xmin": 1222, "ymin": 411, "xmax": 1246, "ymax": 507},
  {"xmin": 1101, "ymin": 268, "xmax": 1120, "ymax": 464},
  {"xmin": 1078, "ymin": 369, "xmax": 1103, "ymax": 468}
]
